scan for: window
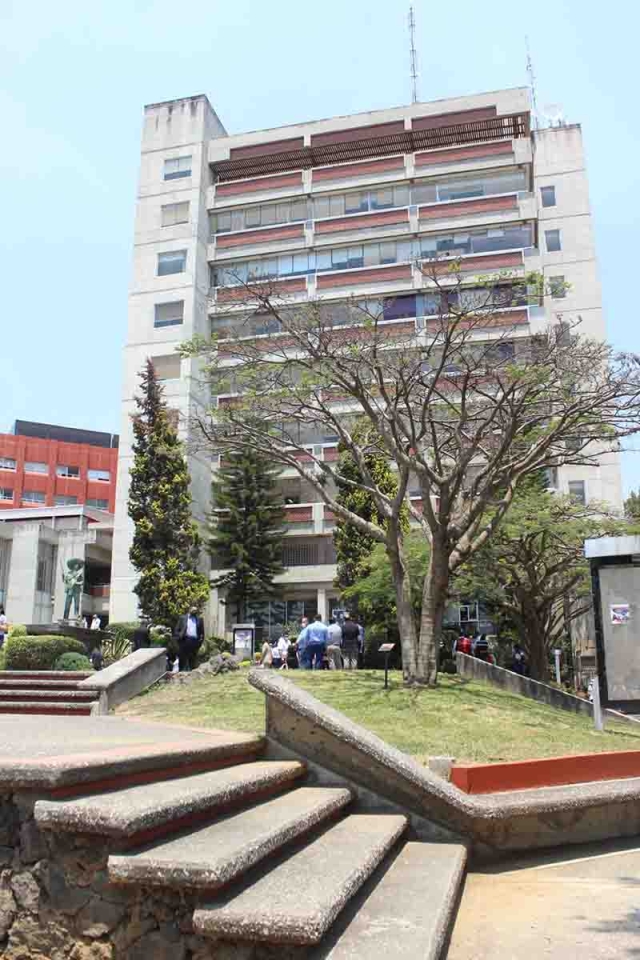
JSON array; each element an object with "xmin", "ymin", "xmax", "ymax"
[
  {"xmin": 0, "ymin": 488, "xmax": 12, "ymax": 501},
  {"xmin": 86, "ymin": 498, "xmax": 108, "ymax": 510},
  {"xmin": 158, "ymin": 250, "xmax": 187, "ymax": 276},
  {"xmin": 56, "ymin": 465, "xmax": 80, "ymax": 478},
  {"xmin": 152, "ymin": 354, "xmax": 181, "ymax": 381},
  {"xmin": 88, "ymin": 469, "xmax": 110, "ymax": 482},
  {"xmin": 545, "ymin": 229, "xmax": 562, "ymax": 252},
  {"xmin": 383, "ymin": 294, "xmax": 417, "ymax": 321},
  {"xmin": 540, "ymin": 185, "xmax": 556, "ymax": 208},
  {"xmin": 568, "ymin": 480, "xmax": 586, "ymax": 505},
  {"xmin": 55, "ymin": 494, "xmax": 78, "ymax": 506},
  {"xmin": 154, "ymin": 301, "xmax": 184, "ymax": 328},
  {"xmin": 36, "ymin": 542, "xmax": 56, "ymax": 594},
  {"xmin": 0, "ymin": 458, "xmax": 16, "ymax": 471},
  {"xmin": 549, "ymin": 275, "xmax": 566, "ymax": 299},
  {"xmin": 22, "ymin": 490, "xmax": 45, "ymax": 504},
  {"xmin": 161, "ymin": 202, "xmax": 189, "ymax": 227},
  {"xmin": 163, "ymin": 156, "xmax": 191, "ymax": 181},
  {"xmin": 24, "ymin": 461, "xmax": 48, "ymax": 474}
]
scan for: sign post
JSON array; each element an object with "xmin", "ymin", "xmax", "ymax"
[
  {"xmin": 378, "ymin": 643, "xmax": 396, "ymax": 689},
  {"xmin": 553, "ymin": 648, "xmax": 562, "ymax": 685},
  {"xmin": 592, "ymin": 676, "xmax": 605, "ymax": 732}
]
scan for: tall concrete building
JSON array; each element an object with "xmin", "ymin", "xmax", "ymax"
[{"xmin": 111, "ymin": 87, "xmax": 621, "ymax": 633}]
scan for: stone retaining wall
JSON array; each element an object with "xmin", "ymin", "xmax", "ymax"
[
  {"xmin": 455, "ymin": 652, "xmax": 593, "ymax": 716},
  {"xmin": 0, "ymin": 791, "xmax": 307, "ymax": 959}
]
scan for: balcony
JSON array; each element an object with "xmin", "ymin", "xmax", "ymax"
[{"xmin": 284, "ymin": 501, "xmax": 339, "ymax": 536}]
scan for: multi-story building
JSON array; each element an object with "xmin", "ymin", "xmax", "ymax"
[
  {"xmin": 0, "ymin": 421, "xmax": 118, "ymax": 513},
  {"xmin": 111, "ymin": 87, "xmax": 622, "ymax": 635},
  {"xmin": 0, "ymin": 421, "xmax": 117, "ymax": 625}
]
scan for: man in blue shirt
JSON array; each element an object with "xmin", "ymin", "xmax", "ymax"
[{"xmin": 301, "ymin": 614, "xmax": 329, "ymax": 670}]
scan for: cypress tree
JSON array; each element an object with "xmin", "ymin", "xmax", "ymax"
[
  {"xmin": 209, "ymin": 448, "xmax": 285, "ymax": 621},
  {"xmin": 128, "ymin": 359, "xmax": 210, "ymax": 626}
]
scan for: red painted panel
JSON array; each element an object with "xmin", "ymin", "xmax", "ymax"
[
  {"xmin": 285, "ymin": 507, "xmax": 313, "ymax": 521},
  {"xmin": 418, "ymin": 195, "xmax": 518, "ymax": 221},
  {"xmin": 229, "ymin": 137, "xmax": 305, "ymax": 161},
  {"xmin": 311, "ymin": 120, "xmax": 405, "ymax": 148},
  {"xmin": 316, "ymin": 209, "xmax": 408, "ymax": 235},
  {"xmin": 216, "ymin": 224, "xmax": 304, "ymax": 249},
  {"xmin": 415, "ymin": 140, "xmax": 513, "ymax": 167},
  {"xmin": 312, "ymin": 156, "xmax": 405, "ymax": 183},
  {"xmin": 412, "ymin": 106, "xmax": 497, "ymax": 131},
  {"xmin": 425, "ymin": 252, "xmax": 524, "ymax": 278},
  {"xmin": 324, "ymin": 447, "xmax": 339, "ymax": 462},
  {"xmin": 317, "ymin": 264, "xmax": 412, "ymax": 289},
  {"xmin": 451, "ymin": 749, "xmax": 640, "ymax": 794},
  {"xmin": 216, "ymin": 172, "xmax": 303, "ymax": 198},
  {"xmin": 215, "ymin": 276, "xmax": 307, "ymax": 303}
]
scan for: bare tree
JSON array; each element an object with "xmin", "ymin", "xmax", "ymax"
[{"xmin": 182, "ymin": 263, "xmax": 640, "ymax": 685}]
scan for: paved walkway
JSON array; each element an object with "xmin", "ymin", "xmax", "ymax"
[{"xmin": 448, "ymin": 838, "xmax": 640, "ymax": 959}]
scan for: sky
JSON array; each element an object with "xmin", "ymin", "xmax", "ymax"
[{"xmin": 1, "ymin": 0, "xmax": 639, "ymax": 492}]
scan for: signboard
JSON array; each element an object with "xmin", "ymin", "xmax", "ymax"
[
  {"xmin": 610, "ymin": 603, "xmax": 630, "ymax": 625},
  {"xmin": 232, "ymin": 624, "xmax": 255, "ymax": 660},
  {"xmin": 379, "ymin": 643, "xmax": 396, "ymax": 653}
]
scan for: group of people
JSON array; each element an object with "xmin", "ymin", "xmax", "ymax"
[
  {"xmin": 453, "ymin": 631, "xmax": 528, "ymax": 675},
  {"xmin": 261, "ymin": 612, "xmax": 364, "ymax": 671},
  {"xmin": 81, "ymin": 615, "xmax": 102, "ymax": 631}
]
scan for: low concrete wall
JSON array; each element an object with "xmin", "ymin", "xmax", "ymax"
[
  {"xmin": 80, "ymin": 648, "xmax": 166, "ymax": 713},
  {"xmin": 249, "ymin": 669, "xmax": 640, "ymax": 860},
  {"xmin": 456, "ymin": 652, "xmax": 593, "ymax": 716}
]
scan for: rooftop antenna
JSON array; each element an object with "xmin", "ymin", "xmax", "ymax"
[
  {"xmin": 408, "ymin": 6, "xmax": 419, "ymax": 104},
  {"xmin": 525, "ymin": 36, "xmax": 539, "ymax": 129}
]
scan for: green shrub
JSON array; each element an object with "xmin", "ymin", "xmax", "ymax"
[
  {"xmin": 102, "ymin": 634, "xmax": 132, "ymax": 666},
  {"xmin": 105, "ymin": 622, "xmax": 138, "ymax": 644},
  {"xmin": 150, "ymin": 625, "xmax": 177, "ymax": 660},
  {"xmin": 5, "ymin": 635, "xmax": 87, "ymax": 671},
  {"xmin": 55, "ymin": 652, "xmax": 92, "ymax": 672},
  {"xmin": 196, "ymin": 635, "xmax": 228, "ymax": 665},
  {"xmin": 8, "ymin": 624, "xmax": 27, "ymax": 639}
]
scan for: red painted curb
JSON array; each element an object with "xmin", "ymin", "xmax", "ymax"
[{"xmin": 451, "ymin": 750, "xmax": 640, "ymax": 794}]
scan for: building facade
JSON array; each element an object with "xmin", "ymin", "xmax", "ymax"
[
  {"xmin": 111, "ymin": 88, "xmax": 622, "ymax": 634},
  {"xmin": 0, "ymin": 421, "xmax": 118, "ymax": 514}
]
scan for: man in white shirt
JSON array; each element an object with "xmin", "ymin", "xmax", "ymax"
[
  {"xmin": 326, "ymin": 617, "xmax": 343, "ymax": 670},
  {"xmin": 276, "ymin": 633, "xmax": 290, "ymax": 670}
]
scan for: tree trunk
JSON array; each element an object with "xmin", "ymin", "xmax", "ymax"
[
  {"xmin": 417, "ymin": 543, "xmax": 450, "ymax": 686},
  {"xmin": 387, "ymin": 539, "xmax": 419, "ymax": 683},
  {"xmin": 523, "ymin": 610, "xmax": 549, "ymax": 681}
]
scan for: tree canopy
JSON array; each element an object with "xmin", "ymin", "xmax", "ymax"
[
  {"xmin": 128, "ymin": 359, "xmax": 210, "ymax": 626},
  {"xmin": 183, "ymin": 263, "xmax": 640, "ymax": 684},
  {"xmin": 209, "ymin": 447, "xmax": 285, "ymax": 621}
]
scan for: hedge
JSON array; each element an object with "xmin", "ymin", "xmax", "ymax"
[
  {"xmin": 4, "ymin": 635, "xmax": 87, "ymax": 671},
  {"xmin": 54, "ymin": 652, "xmax": 92, "ymax": 672}
]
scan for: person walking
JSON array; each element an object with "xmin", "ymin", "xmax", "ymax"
[
  {"xmin": 511, "ymin": 642, "xmax": 526, "ymax": 675},
  {"xmin": 174, "ymin": 606, "xmax": 205, "ymax": 672},
  {"xmin": 472, "ymin": 633, "xmax": 490, "ymax": 661},
  {"xmin": 0, "ymin": 607, "xmax": 7, "ymax": 649},
  {"xmin": 326, "ymin": 617, "xmax": 343, "ymax": 670},
  {"xmin": 302, "ymin": 614, "xmax": 328, "ymax": 670},
  {"xmin": 341, "ymin": 613, "xmax": 360, "ymax": 670},
  {"xmin": 296, "ymin": 617, "xmax": 309, "ymax": 668},
  {"xmin": 277, "ymin": 632, "xmax": 290, "ymax": 670}
]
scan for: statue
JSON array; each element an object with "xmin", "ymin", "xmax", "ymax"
[{"xmin": 62, "ymin": 558, "xmax": 85, "ymax": 620}]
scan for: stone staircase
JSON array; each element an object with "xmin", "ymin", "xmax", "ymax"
[
  {"xmin": 30, "ymin": 731, "xmax": 466, "ymax": 958},
  {"xmin": 0, "ymin": 670, "xmax": 99, "ymax": 715}
]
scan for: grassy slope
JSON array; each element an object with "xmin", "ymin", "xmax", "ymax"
[{"xmin": 118, "ymin": 669, "xmax": 640, "ymax": 764}]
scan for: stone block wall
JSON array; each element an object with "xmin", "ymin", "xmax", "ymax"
[{"xmin": 0, "ymin": 792, "xmax": 308, "ymax": 959}]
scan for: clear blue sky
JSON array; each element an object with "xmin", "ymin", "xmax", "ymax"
[{"xmin": 2, "ymin": 0, "xmax": 638, "ymax": 492}]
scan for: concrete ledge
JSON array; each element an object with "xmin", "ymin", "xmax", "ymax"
[
  {"xmin": 456, "ymin": 653, "xmax": 593, "ymax": 716},
  {"xmin": 249, "ymin": 669, "xmax": 640, "ymax": 859},
  {"xmin": 79, "ymin": 647, "xmax": 167, "ymax": 713},
  {"xmin": 452, "ymin": 749, "xmax": 640, "ymax": 793}
]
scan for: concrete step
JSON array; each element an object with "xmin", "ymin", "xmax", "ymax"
[
  {"xmin": 0, "ymin": 671, "xmax": 92, "ymax": 681},
  {"xmin": 109, "ymin": 786, "xmax": 353, "ymax": 891},
  {"xmin": 319, "ymin": 842, "xmax": 467, "ymax": 960},
  {"xmin": 0, "ymin": 701, "xmax": 95, "ymax": 715},
  {"xmin": 0, "ymin": 688, "xmax": 98, "ymax": 702},
  {"xmin": 36, "ymin": 759, "xmax": 307, "ymax": 840},
  {"xmin": 0, "ymin": 678, "xmax": 95, "ymax": 690},
  {"xmin": 193, "ymin": 814, "xmax": 408, "ymax": 945}
]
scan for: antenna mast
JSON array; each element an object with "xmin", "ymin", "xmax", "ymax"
[
  {"xmin": 408, "ymin": 6, "xmax": 419, "ymax": 104},
  {"xmin": 525, "ymin": 35, "xmax": 539, "ymax": 129}
]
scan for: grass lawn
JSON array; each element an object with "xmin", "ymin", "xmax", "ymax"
[{"xmin": 117, "ymin": 668, "xmax": 640, "ymax": 764}]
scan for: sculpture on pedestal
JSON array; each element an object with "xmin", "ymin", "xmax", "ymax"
[{"xmin": 62, "ymin": 558, "xmax": 85, "ymax": 620}]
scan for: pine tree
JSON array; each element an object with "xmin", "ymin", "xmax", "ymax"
[
  {"xmin": 334, "ymin": 421, "xmax": 408, "ymax": 591},
  {"xmin": 209, "ymin": 448, "xmax": 285, "ymax": 621},
  {"xmin": 625, "ymin": 489, "xmax": 640, "ymax": 521},
  {"xmin": 128, "ymin": 359, "xmax": 210, "ymax": 626}
]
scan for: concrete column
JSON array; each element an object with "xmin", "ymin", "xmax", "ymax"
[
  {"xmin": 5, "ymin": 523, "xmax": 41, "ymax": 625},
  {"xmin": 317, "ymin": 587, "xmax": 328, "ymax": 621},
  {"xmin": 312, "ymin": 502, "xmax": 324, "ymax": 534}
]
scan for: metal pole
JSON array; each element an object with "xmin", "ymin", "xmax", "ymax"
[
  {"xmin": 384, "ymin": 652, "xmax": 390, "ymax": 689},
  {"xmin": 592, "ymin": 676, "xmax": 604, "ymax": 731},
  {"xmin": 554, "ymin": 648, "xmax": 561, "ymax": 685}
]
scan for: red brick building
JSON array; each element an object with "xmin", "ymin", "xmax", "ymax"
[{"xmin": 0, "ymin": 421, "xmax": 118, "ymax": 514}]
